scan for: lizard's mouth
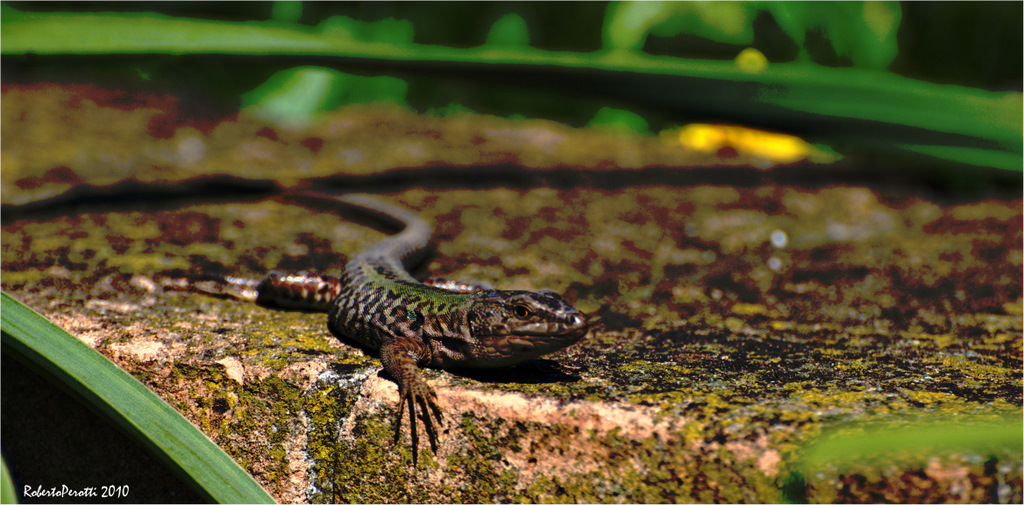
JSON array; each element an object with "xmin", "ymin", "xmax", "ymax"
[
  {"xmin": 454, "ymin": 312, "xmax": 597, "ymax": 369},
  {"xmin": 508, "ymin": 312, "xmax": 591, "ymax": 337}
]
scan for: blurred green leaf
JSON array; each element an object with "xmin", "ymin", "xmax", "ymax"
[
  {"xmin": 363, "ymin": 17, "xmax": 414, "ymax": 45},
  {"xmin": 648, "ymin": 2, "xmax": 755, "ymax": 46},
  {"xmin": 604, "ymin": 1, "xmax": 900, "ymax": 69},
  {"xmin": 603, "ymin": 1, "xmax": 679, "ymax": 51},
  {"xmin": 241, "ymin": 14, "xmax": 413, "ymax": 126},
  {"xmin": 1, "ymin": 8, "xmax": 330, "ymax": 52},
  {"xmin": 270, "ymin": 1, "xmax": 302, "ymax": 25},
  {"xmin": 772, "ymin": 1, "xmax": 900, "ymax": 68},
  {"xmin": 315, "ymin": 15, "xmax": 361, "ymax": 39},
  {"xmin": 485, "ymin": 13, "xmax": 531, "ymax": 48},
  {"xmin": 588, "ymin": 106, "xmax": 649, "ymax": 134},
  {"xmin": 796, "ymin": 416, "xmax": 1022, "ymax": 469},
  {"xmin": 346, "ymin": 74, "xmax": 409, "ymax": 106},
  {"xmin": 857, "ymin": 1, "xmax": 901, "ymax": 67},
  {"xmin": 242, "ymin": 66, "xmax": 346, "ymax": 127},
  {"xmin": 1, "ymin": 457, "xmax": 16, "ymax": 504},
  {"xmin": 783, "ymin": 415, "xmax": 1023, "ymax": 503},
  {"xmin": 428, "ymin": 102, "xmax": 477, "ymax": 117},
  {"xmin": 242, "ymin": 67, "xmax": 409, "ymax": 126},
  {"xmin": 0, "ymin": 292, "xmax": 275, "ymax": 504}
]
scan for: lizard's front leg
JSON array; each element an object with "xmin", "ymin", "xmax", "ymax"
[{"xmin": 380, "ymin": 337, "xmax": 444, "ymax": 466}]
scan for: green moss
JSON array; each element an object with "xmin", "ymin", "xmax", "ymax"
[
  {"xmin": 312, "ymin": 391, "xmax": 436, "ymax": 503},
  {"xmin": 523, "ymin": 474, "xmax": 556, "ymax": 502},
  {"xmin": 439, "ymin": 415, "xmax": 521, "ymax": 501},
  {"xmin": 303, "ymin": 382, "xmax": 363, "ymax": 502},
  {"xmin": 107, "ymin": 253, "xmax": 190, "ymax": 272},
  {"xmin": 0, "ymin": 270, "xmax": 49, "ymax": 285},
  {"xmin": 502, "ymin": 426, "xmax": 788, "ymax": 503}
]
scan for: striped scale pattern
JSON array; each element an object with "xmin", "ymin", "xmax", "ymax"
[{"xmin": 327, "ymin": 260, "xmax": 474, "ymax": 352}]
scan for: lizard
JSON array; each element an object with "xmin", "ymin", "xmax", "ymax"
[{"xmin": 196, "ymin": 191, "xmax": 592, "ymax": 466}]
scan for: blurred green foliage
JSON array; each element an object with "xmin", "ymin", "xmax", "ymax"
[
  {"xmin": 0, "ymin": 457, "xmax": 15, "ymax": 504},
  {"xmin": 485, "ymin": 13, "xmax": 531, "ymax": 48},
  {"xmin": 4, "ymin": 1, "xmax": 1017, "ymax": 88},
  {"xmin": 270, "ymin": 0, "xmax": 302, "ymax": 25},
  {"xmin": 241, "ymin": 12, "xmax": 414, "ymax": 126},
  {"xmin": 604, "ymin": 1, "xmax": 900, "ymax": 69},
  {"xmin": 587, "ymin": 106, "xmax": 650, "ymax": 134},
  {"xmin": 1, "ymin": 1, "xmax": 1020, "ymax": 171},
  {"xmin": 782, "ymin": 414, "xmax": 1024, "ymax": 502}
]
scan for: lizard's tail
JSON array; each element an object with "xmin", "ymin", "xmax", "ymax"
[
  {"xmin": 166, "ymin": 271, "xmax": 342, "ymax": 312},
  {"xmin": 277, "ymin": 191, "xmax": 433, "ymax": 277},
  {"xmin": 252, "ymin": 271, "xmax": 343, "ymax": 312},
  {"xmin": 162, "ymin": 274, "xmax": 261, "ymax": 303}
]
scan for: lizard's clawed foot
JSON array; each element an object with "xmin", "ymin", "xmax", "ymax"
[{"xmin": 394, "ymin": 381, "xmax": 444, "ymax": 467}]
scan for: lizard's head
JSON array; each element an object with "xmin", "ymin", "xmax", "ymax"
[{"xmin": 447, "ymin": 289, "xmax": 590, "ymax": 368}]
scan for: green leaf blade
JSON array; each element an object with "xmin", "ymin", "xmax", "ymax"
[{"xmin": 0, "ymin": 292, "xmax": 275, "ymax": 504}]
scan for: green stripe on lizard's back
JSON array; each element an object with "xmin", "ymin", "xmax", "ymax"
[{"xmin": 251, "ymin": 191, "xmax": 592, "ymax": 466}]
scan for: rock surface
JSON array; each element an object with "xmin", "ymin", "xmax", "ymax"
[{"xmin": 2, "ymin": 84, "xmax": 1021, "ymax": 503}]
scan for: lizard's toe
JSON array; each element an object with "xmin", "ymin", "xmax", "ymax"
[{"xmin": 395, "ymin": 382, "xmax": 443, "ymax": 467}]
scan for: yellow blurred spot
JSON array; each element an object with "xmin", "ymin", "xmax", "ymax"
[
  {"xmin": 1002, "ymin": 301, "xmax": 1022, "ymax": 316},
  {"xmin": 676, "ymin": 123, "xmax": 727, "ymax": 152},
  {"xmin": 735, "ymin": 47, "xmax": 768, "ymax": 73},
  {"xmin": 731, "ymin": 302, "xmax": 769, "ymax": 316},
  {"xmin": 672, "ymin": 123, "xmax": 828, "ymax": 165}
]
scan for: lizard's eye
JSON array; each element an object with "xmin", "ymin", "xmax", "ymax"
[{"xmin": 512, "ymin": 304, "xmax": 531, "ymax": 319}]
